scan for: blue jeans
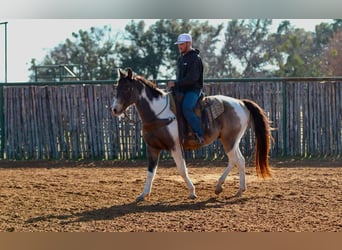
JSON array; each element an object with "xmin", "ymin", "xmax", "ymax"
[{"xmin": 182, "ymin": 90, "xmax": 203, "ymax": 137}]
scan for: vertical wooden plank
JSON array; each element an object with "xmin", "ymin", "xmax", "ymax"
[
  {"xmin": 86, "ymin": 86, "xmax": 95, "ymax": 158},
  {"xmin": 320, "ymin": 82, "xmax": 325, "ymax": 156},
  {"xmin": 3, "ymin": 87, "xmax": 7, "ymax": 158},
  {"xmin": 316, "ymin": 82, "xmax": 322, "ymax": 156},
  {"xmin": 302, "ymin": 82, "xmax": 308, "ymax": 157},
  {"xmin": 291, "ymin": 82, "xmax": 296, "ymax": 157},
  {"xmin": 71, "ymin": 86, "xmax": 79, "ymax": 159},
  {"xmin": 62, "ymin": 87, "xmax": 69, "ymax": 158},
  {"xmin": 331, "ymin": 82, "xmax": 337, "ymax": 156},
  {"xmin": 56, "ymin": 86, "xmax": 62, "ymax": 158},
  {"xmin": 26, "ymin": 87, "xmax": 33, "ymax": 158},
  {"xmin": 47, "ymin": 86, "xmax": 56, "ymax": 158},
  {"xmin": 275, "ymin": 81, "xmax": 283, "ymax": 156},
  {"xmin": 67, "ymin": 86, "xmax": 74, "ymax": 158},
  {"xmin": 30, "ymin": 87, "xmax": 38, "ymax": 159},
  {"xmin": 95, "ymin": 85, "xmax": 104, "ymax": 159},
  {"xmin": 337, "ymin": 81, "xmax": 342, "ymax": 156},
  {"xmin": 286, "ymin": 82, "xmax": 292, "ymax": 156},
  {"xmin": 79, "ymin": 85, "xmax": 87, "ymax": 158},
  {"xmin": 19, "ymin": 87, "xmax": 25, "ymax": 158},
  {"xmin": 337, "ymin": 81, "xmax": 342, "ymax": 155},
  {"xmin": 319, "ymin": 82, "xmax": 325, "ymax": 156},
  {"xmin": 294, "ymin": 82, "xmax": 300, "ymax": 156},
  {"xmin": 23, "ymin": 87, "xmax": 30, "ymax": 158},
  {"xmin": 309, "ymin": 82, "xmax": 314, "ymax": 157},
  {"xmin": 10, "ymin": 87, "xmax": 15, "ymax": 158},
  {"xmin": 326, "ymin": 83, "xmax": 333, "ymax": 156},
  {"xmin": 101, "ymin": 85, "xmax": 111, "ymax": 160},
  {"xmin": 46, "ymin": 87, "xmax": 53, "ymax": 158},
  {"xmin": 91, "ymin": 85, "xmax": 99, "ymax": 158},
  {"xmin": 315, "ymin": 82, "xmax": 321, "ymax": 156},
  {"xmin": 7, "ymin": 88, "xmax": 13, "ymax": 158}
]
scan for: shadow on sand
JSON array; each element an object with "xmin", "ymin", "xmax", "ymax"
[{"xmin": 26, "ymin": 196, "xmax": 252, "ymax": 225}]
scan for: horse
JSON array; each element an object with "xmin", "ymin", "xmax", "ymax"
[{"xmin": 111, "ymin": 68, "xmax": 272, "ymax": 202}]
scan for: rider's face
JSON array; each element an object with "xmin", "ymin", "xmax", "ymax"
[{"xmin": 178, "ymin": 42, "xmax": 190, "ymax": 54}]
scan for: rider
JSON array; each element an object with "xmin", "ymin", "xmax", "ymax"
[{"xmin": 167, "ymin": 33, "xmax": 204, "ymax": 144}]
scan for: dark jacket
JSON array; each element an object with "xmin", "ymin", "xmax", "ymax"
[{"xmin": 175, "ymin": 48, "xmax": 203, "ymax": 92}]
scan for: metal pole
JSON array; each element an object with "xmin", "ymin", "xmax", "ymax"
[
  {"xmin": 0, "ymin": 21, "xmax": 7, "ymax": 158},
  {"xmin": 0, "ymin": 21, "xmax": 7, "ymax": 83},
  {"xmin": 4, "ymin": 22, "xmax": 7, "ymax": 83}
]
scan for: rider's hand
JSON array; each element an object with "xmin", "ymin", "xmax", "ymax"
[{"xmin": 167, "ymin": 81, "xmax": 175, "ymax": 88}]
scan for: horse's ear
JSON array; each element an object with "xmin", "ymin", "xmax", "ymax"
[
  {"xmin": 127, "ymin": 68, "xmax": 133, "ymax": 79},
  {"xmin": 118, "ymin": 68, "xmax": 125, "ymax": 78}
]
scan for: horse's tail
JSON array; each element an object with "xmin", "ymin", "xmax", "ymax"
[{"xmin": 242, "ymin": 99, "xmax": 272, "ymax": 178}]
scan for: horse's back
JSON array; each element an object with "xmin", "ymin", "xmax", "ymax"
[{"xmin": 208, "ymin": 95, "xmax": 249, "ymax": 124}]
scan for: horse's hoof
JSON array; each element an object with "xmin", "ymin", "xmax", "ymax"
[
  {"xmin": 234, "ymin": 192, "xmax": 242, "ymax": 197},
  {"xmin": 215, "ymin": 186, "xmax": 223, "ymax": 195},
  {"xmin": 189, "ymin": 194, "xmax": 197, "ymax": 199},
  {"xmin": 235, "ymin": 189, "xmax": 245, "ymax": 197},
  {"xmin": 136, "ymin": 195, "xmax": 145, "ymax": 202}
]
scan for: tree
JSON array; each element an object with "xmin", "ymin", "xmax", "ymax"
[
  {"xmin": 321, "ymin": 29, "xmax": 342, "ymax": 76},
  {"xmin": 332, "ymin": 19, "xmax": 342, "ymax": 32},
  {"xmin": 270, "ymin": 23, "xmax": 324, "ymax": 77},
  {"xmin": 216, "ymin": 19, "xmax": 274, "ymax": 77},
  {"xmin": 29, "ymin": 26, "xmax": 118, "ymax": 81},
  {"xmin": 190, "ymin": 20, "xmax": 224, "ymax": 78},
  {"xmin": 30, "ymin": 19, "xmax": 337, "ymax": 81},
  {"xmin": 115, "ymin": 20, "xmax": 158, "ymax": 79},
  {"xmin": 277, "ymin": 20, "xmax": 291, "ymax": 34},
  {"xmin": 116, "ymin": 19, "xmax": 223, "ymax": 79}
]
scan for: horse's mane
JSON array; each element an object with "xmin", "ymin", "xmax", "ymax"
[{"xmin": 135, "ymin": 75, "xmax": 166, "ymax": 95}]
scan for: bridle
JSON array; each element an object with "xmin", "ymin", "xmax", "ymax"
[{"xmin": 114, "ymin": 78, "xmax": 172, "ymax": 126}]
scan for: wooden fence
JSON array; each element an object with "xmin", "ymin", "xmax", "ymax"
[{"xmin": 0, "ymin": 78, "xmax": 341, "ymax": 160}]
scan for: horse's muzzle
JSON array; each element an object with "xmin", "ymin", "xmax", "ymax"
[
  {"xmin": 112, "ymin": 108, "xmax": 122, "ymax": 116},
  {"xmin": 110, "ymin": 97, "xmax": 123, "ymax": 116}
]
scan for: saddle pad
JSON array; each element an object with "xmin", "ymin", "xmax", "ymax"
[{"xmin": 206, "ymin": 97, "xmax": 224, "ymax": 123}]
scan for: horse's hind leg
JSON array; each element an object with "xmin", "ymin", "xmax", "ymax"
[
  {"xmin": 215, "ymin": 160, "xmax": 233, "ymax": 195},
  {"xmin": 235, "ymin": 148, "xmax": 247, "ymax": 197},
  {"xmin": 215, "ymin": 147, "xmax": 246, "ymax": 197},
  {"xmin": 171, "ymin": 146, "xmax": 197, "ymax": 199},
  {"xmin": 136, "ymin": 147, "xmax": 160, "ymax": 202}
]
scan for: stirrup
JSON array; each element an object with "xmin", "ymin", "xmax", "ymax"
[{"xmin": 194, "ymin": 133, "xmax": 204, "ymax": 144}]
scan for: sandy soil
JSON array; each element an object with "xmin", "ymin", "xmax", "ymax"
[{"xmin": 0, "ymin": 159, "xmax": 341, "ymax": 232}]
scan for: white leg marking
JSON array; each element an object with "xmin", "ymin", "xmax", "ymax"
[
  {"xmin": 136, "ymin": 168, "xmax": 157, "ymax": 202},
  {"xmin": 235, "ymin": 148, "xmax": 246, "ymax": 196},
  {"xmin": 216, "ymin": 147, "xmax": 246, "ymax": 196},
  {"xmin": 171, "ymin": 146, "xmax": 197, "ymax": 199},
  {"xmin": 215, "ymin": 161, "xmax": 233, "ymax": 195}
]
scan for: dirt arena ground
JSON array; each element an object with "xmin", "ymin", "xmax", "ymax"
[{"xmin": 0, "ymin": 158, "xmax": 341, "ymax": 232}]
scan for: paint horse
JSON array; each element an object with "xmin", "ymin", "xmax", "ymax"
[{"xmin": 111, "ymin": 68, "xmax": 272, "ymax": 202}]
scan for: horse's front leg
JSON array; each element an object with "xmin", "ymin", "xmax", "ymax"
[
  {"xmin": 136, "ymin": 147, "xmax": 160, "ymax": 202},
  {"xmin": 171, "ymin": 146, "xmax": 197, "ymax": 199}
]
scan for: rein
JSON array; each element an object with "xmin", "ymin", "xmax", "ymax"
[
  {"xmin": 143, "ymin": 117, "xmax": 175, "ymax": 131},
  {"xmin": 155, "ymin": 93, "xmax": 170, "ymax": 117},
  {"xmin": 142, "ymin": 94, "xmax": 176, "ymax": 132},
  {"xmin": 122, "ymin": 111, "xmax": 140, "ymax": 125}
]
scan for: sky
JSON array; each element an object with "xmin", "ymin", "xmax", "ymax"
[{"xmin": 0, "ymin": 19, "xmax": 334, "ymax": 82}]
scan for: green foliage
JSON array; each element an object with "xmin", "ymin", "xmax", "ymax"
[
  {"xmin": 29, "ymin": 19, "xmax": 340, "ymax": 81},
  {"xmin": 216, "ymin": 19, "xmax": 276, "ymax": 77},
  {"xmin": 115, "ymin": 19, "xmax": 223, "ymax": 79},
  {"xmin": 271, "ymin": 22, "xmax": 332, "ymax": 77},
  {"xmin": 30, "ymin": 25, "xmax": 118, "ymax": 80}
]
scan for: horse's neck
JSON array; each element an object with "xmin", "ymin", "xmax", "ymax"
[{"xmin": 135, "ymin": 86, "xmax": 170, "ymax": 122}]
